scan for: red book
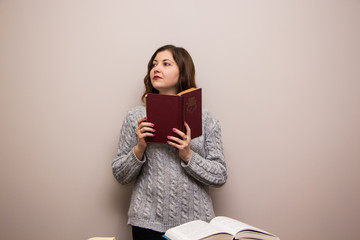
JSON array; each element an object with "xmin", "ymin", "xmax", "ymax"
[{"xmin": 146, "ymin": 88, "xmax": 202, "ymax": 143}]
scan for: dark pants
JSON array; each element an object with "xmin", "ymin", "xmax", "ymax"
[{"xmin": 132, "ymin": 226, "xmax": 165, "ymax": 240}]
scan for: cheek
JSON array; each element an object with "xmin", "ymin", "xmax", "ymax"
[{"xmin": 168, "ymin": 70, "xmax": 180, "ymax": 83}]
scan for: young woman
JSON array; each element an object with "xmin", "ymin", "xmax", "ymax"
[{"xmin": 112, "ymin": 45, "xmax": 227, "ymax": 240}]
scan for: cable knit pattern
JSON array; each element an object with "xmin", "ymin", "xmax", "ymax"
[
  {"xmin": 112, "ymin": 105, "xmax": 227, "ymax": 232},
  {"xmin": 155, "ymin": 154, "xmax": 165, "ymax": 220},
  {"xmin": 168, "ymin": 152, "xmax": 179, "ymax": 223}
]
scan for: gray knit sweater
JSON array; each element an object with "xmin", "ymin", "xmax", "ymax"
[{"xmin": 112, "ymin": 105, "xmax": 227, "ymax": 232}]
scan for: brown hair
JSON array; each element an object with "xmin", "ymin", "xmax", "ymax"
[{"xmin": 141, "ymin": 45, "xmax": 197, "ymax": 102}]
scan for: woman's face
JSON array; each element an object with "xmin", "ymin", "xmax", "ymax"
[{"xmin": 150, "ymin": 50, "xmax": 180, "ymax": 95}]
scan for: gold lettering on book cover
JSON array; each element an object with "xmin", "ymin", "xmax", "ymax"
[{"xmin": 186, "ymin": 96, "xmax": 197, "ymax": 113}]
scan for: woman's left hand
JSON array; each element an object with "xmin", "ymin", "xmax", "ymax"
[{"xmin": 167, "ymin": 122, "xmax": 192, "ymax": 163}]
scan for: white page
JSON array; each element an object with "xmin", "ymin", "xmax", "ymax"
[
  {"xmin": 165, "ymin": 220, "xmax": 232, "ymax": 240},
  {"xmin": 210, "ymin": 216, "xmax": 273, "ymax": 236}
]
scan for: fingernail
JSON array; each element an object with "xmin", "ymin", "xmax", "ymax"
[
  {"xmin": 172, "ymin": 128, "xmax": 176, "ymax": 132},
  {"xmin": 144, "ymin": 117, "xmax": 147, "ymax": 120},
  {"xmin": 167, "ymin": 136, "xmax": 171, "ymax": 139},
  {"xmin": 151, "ymin": 123, "xmax": 155, "ymax": 127}
]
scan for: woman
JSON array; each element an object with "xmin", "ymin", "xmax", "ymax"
[{"xmin": 112, "ymin": 45, "xmax": 227, "ymax": 240}]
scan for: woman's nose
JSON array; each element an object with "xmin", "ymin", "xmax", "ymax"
[{"xmin": 153, "ymin": 64, "xmax": 160, "ymax": 73}]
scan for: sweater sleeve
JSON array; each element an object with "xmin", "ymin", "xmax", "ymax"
[
  {"xmin": 181, "ymin": 116, "xmax": 227, "ymax": 187},
  {"xmin": 112, "ymin": 109, "xmax": 145, "ymax": 185}
]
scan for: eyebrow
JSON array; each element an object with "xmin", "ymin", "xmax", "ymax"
[{"xmin": 153, "ymin": 59, "xmax": 175, "ymax": 63}]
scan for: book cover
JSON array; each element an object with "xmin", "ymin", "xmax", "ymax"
[{"xmin": 146, "ymin": 88, "xmax": 202, "ymax": 143}]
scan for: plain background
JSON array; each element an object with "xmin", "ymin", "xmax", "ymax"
[{"xmin": 1, "ymin": 0, "xmax": 359, "ymax": 239}]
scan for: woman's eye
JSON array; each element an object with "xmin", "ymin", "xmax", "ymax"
[{"xmin": 164, "ymin": 62, "xmax": 171, "ymax": 66}]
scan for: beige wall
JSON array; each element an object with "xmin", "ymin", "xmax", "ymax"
[{"xmin": 1, "ymin": 0, "xmax": 360, "ymax": 239}]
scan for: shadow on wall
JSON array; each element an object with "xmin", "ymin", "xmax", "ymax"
[
  {"xmin": 109, "ymin": 179, "xmax": 134, "ymax": 237},
  {"xmin": 111, "ymin": 181, "xmax": 133, "ymax": 214}
]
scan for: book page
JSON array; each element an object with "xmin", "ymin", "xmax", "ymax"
[
  {"xmin": 88, "ymin": 238, "xmax": 115, "ymax": 240},
  {"xmin": 210, "ymin": 216, "xmax": 273, "ymax": 236},
  {"xmin": 164, "ymin": 220, "xmax": 233, "ymax": 240},
  {"xmin": 177, "ymin": 87, "xmax": 198, "ymax": 96}
]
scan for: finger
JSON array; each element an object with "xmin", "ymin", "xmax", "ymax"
[
  {"xmin": 167, "ymin": 135, "xmax": 182, "ymax": 144},
  {"xmin": 138, "ymin": 117, "xmax": 147, "ymax": 125},
  {"xmin": 138, "ymin": 128, "xmax": 155, "ymax": 137},
  {"xmin": 184, "ymin": 121, "xmax": 191, "ymax": 140},
  {"xmin": 139, "ymin": 121, "xmax": 155, "ymax": 129},
  {"xmin": 140, "ymin": 132, "xmax": 155, "ymax": 137},
  {"xmin": 167, "ymin": 138, "xmax": 184, "ymax": 149},
  {"xmin": 167, "ymin": 139, "xmax": 178, "ymax": 148},
  {"xmin": 138, "ymin": 122, "xmax": 155, "ymax": 136},
  {"xmin": 172, "ymin": 128, "xmax": 186, "ymax": 140},
  {"xmin": 139, "ymin": 126, "xmax": 156, "ymax": 134}
]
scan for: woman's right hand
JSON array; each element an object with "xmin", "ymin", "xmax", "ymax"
[{"xmin": 134, "ymin": 117, "xmax": 155, "ymax": 160}]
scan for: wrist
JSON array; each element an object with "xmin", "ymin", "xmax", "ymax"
[
  {"xmin": 134, "ymin": 145, "xmax": 146, "ymax": 160},
  {"xmin": 182, "ymin": 151, "xmax": 192, "ymax": 164}
]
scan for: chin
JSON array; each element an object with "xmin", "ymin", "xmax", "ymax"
[{"xmin": 151, "ymin": 83, "xmax": 161, "ymax": 91}]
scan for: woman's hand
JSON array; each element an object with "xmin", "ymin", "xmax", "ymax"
[
  {"xmin": 134, "ymin": 117, "xmax": 155, "ymax": 160},
  {"xmin": 167, "ymin": 122, "xmax": 192, "ymax": 163}
]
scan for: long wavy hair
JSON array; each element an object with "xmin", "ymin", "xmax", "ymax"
[{"xmin": 141, "ymin": 45, "xmax": 197, "ymax": 102}]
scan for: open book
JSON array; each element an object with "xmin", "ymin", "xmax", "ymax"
[
  {"xmin": 163, "ymin": 216, "xmax": 280, "ymax": 240},
  {"xmin": 146, "ymin": 88, "xmax": 202, "ymax": 143},
  {"xmin": 88, "ymin": 238, "xmax": 115, "ymax": 240}
]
